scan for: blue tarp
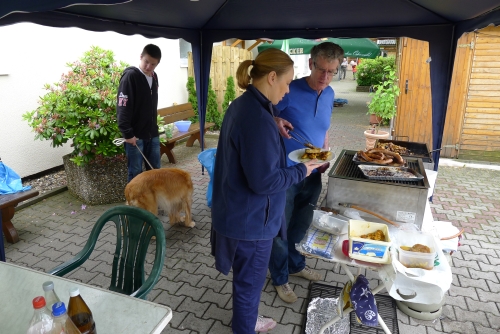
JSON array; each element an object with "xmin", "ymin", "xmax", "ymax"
[{"xmin": 0, "ymin": 161, "xmax": 31, "ymax": 194}]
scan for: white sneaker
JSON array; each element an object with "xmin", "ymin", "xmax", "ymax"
[{"xmin": 255, "ymin": 316, "xmax": 277, "ymax": 332}]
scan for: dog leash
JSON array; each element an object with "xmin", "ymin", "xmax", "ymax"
[{"xmin": 112, "ymin": 138, "xmax": 155, "ymax": 169}]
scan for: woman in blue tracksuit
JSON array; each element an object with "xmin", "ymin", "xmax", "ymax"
[{"xmin": 211, "ymin": 48, "xmax": 323, "ymax": 333}]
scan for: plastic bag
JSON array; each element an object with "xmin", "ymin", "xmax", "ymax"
[
  {"xmin": 197, "ymin": 148, "xmax": 216, "ymax": 207},
  {"xmin": 0, "ymin": 161, "xmax": 31, "ymax": 194},
  {"xmin": 297, "ymin": 227, "xmax": 340, "ymax": 259}
]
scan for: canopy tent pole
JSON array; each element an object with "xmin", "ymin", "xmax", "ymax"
[{"xmin": 192, "ymin": 32, "xmax": 214, "ymax": 172}]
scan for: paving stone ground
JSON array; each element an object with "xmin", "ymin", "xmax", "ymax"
[{"xmin": 5, "ymin": 79, "xmax": 500, "ymax": 333}]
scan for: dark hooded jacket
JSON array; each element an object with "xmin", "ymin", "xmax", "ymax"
[{"xmin": 116, "ymin": 66, "xmax": 159, "ymax": 140}]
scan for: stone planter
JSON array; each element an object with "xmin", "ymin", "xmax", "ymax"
[
  {"xmin": 364, "ymin": 130, "xmax": 390, "ymax": 150},
  {"xmin": 63, "ymin": 154, "xmax": 128, "ymax": 205}
]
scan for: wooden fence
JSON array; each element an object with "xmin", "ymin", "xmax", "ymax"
[{"xmin": 188, "ymin": 45, "xmax": 253, "ymax": 111}]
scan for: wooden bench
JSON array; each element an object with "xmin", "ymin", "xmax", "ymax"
[
  {"xmin": 158, "ymin": 103, "xmax": 215, "ymax": 164},
  {"xmin": 0, "ymin": 189, "xmax": 39, "ymax": 244}
]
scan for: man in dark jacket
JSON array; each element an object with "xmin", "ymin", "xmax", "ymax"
[{"xmin": 117, "ymin": 44, "xmax": 161, "ymax": 182}]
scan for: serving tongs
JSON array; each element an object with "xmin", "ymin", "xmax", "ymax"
[{"xmin": 288, "ymin": 130, "xmax": 318, "ymax": 149}]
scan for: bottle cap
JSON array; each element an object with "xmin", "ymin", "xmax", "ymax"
[
  {"xmin": 52, "ymin": 301, "xmax": 67, "ymax": 317},
  {"xmin": 32, "ymin": 296, "xmax": 46, "ymax": 309},
  {"xmin": 69, "ymin": 287, "xmax": 80, "ymax": 297},
  {"xmin": 42, "ymin": 281, "xmax": 54, "ymax": 292}
]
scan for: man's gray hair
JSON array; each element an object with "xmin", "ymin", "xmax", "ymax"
[{"xmin": 311, "ymin": 42, "xmax": 344, "ymax": 63}]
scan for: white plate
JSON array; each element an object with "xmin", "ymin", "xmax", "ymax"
[{"xmin": 288, "ymin": 148, "xmax": 335, "ymax": 163}]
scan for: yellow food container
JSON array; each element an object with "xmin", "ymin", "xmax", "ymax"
[{"xmin": 348, "ymin": 220, "xmax": 392, "ymax": 264}]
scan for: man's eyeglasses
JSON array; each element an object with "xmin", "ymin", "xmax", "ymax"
[{"xmin": 313, "ymin": 61, "xmax": 337, "ymax": 77}]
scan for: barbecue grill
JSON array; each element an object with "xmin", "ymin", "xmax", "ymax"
[
  {"xmin": 326, "ymin": 150, "xmax": 430, "ymax": 228},
  {"xmin": 376, "ymin": 139, "xmax": 434, "ymax": 170}
]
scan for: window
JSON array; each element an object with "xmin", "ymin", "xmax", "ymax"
[{"xmin": 179, "ymin": 39, "xmax": 191, "ymax": 68}]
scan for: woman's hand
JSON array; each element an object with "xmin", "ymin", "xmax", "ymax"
[
  {"xmin": 274, "ymin": 117, "xmax": 293, "ymax": 139},
  {"xmin": 303, "ymin": 160, "xmax": 325, "ymax": 177}
]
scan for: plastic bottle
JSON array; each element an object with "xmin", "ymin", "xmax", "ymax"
[
  {"xmin": 51, "ymin": 302, "xmax": 82, "ymax": 334},
  {"xmin": 67, "ymin": 287, "xmax": 96, "ymax": 334},
  {"xmin": 43, "ymin": 281, "xmax": 61, "ymax": 313},
  {"xmin": 27, "ymin": 296, "xmax": 54, "ymax": 334}
]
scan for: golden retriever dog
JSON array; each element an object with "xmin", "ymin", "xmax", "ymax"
[{"xmin": 125, "ymin": 168, "xmax": 195, "ymax": 228}]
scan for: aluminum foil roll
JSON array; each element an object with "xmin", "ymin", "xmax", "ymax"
[{"xmin": 305, "ymin": 297, "xmax": 350, "ymax": 334}]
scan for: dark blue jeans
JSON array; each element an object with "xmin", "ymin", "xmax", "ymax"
[
  {"xmin": 269, "ymin": 172, "xmax": 322, "ymax": 286},
  {"xmin": 125, "ymin": 137, "xmax": 161, "ymax": 182}
]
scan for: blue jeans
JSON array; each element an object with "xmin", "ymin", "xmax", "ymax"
[
  {"xmin": 269, "ymin": 172, "xmax": 322, "ymax": 286},
  {"xmin": 125, "ymin": 137, "xmax": 161, "ymax": 182},
  {"xmin": 232, "ymin": 239, "xmax": 273, "ymax": 334}
]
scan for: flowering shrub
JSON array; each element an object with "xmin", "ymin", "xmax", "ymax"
[{"xmin": 23, "ymin": 46, "xmax": 128, "ymax": 166}]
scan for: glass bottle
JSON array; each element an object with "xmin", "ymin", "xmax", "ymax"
[
  {"xmin": 67, "ymin": 287, "xmax": 96, "ymax": 334},
  {"xmin": 27, "ymin": 296, "xmax": 53, "ymax": 334},
  {"xmin": 51, "ymin": 302, "xmax": 82, "ymax": 334},
  {"xmin": 43, "ymin": 281, "xmax": 61, "ymax": 313}
]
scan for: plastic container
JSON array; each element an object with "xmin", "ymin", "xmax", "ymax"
[
  {"xmin": 396, "ymin": 230, "xmax": 436, "ymax": 270},
  {"xmin": 348, "ymin": 220, "xmax": 392, "ymax": 264},
  {"xmin": 67, "ymin": 288, "xmax": 96, "ymax": 334},
  {"xmin": 312, "ymin": 210, "xmax": 348, "ymax": 235},
  {"xmin": 43, "ymin": 281, "xmax": 61, "ymax": 313},
  {"xmin": 174, "ymin": 120, "xmax": 191, "ymax": 132},
  {"xmin": 27, "ymin": 296, "xmax": 53, "ymax": 334},
  {"xmin": 51, "ymin": 302, "xmax": 82, "ymax": 334}
]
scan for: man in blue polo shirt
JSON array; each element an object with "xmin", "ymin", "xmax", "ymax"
[{"xmin": 270, "ymin": 42, "xmax": 344, "ymax": 303}]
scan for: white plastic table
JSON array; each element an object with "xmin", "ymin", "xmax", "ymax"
[{"xmin": 0, "ymin": 261, "xmax": 172, "ymax": 334}]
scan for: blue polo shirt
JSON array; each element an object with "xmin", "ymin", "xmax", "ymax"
[{"xmin": 275, "ymin": 77, "xmax": 334, "ymax": 166}]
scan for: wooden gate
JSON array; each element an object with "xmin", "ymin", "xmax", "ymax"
[
  {"xmin": 441, "ymin": 26, "xmax": 500, "ymax": 161},
  {"xmin": 188, "ymin": 45, "xmax": 252, "ymax": 111},
  {"xmin": 393, "ymin": 37, "xmax": 433, "ymax": 150}
]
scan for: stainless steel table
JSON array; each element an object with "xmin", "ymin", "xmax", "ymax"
[{"xmin": 0, "ymin": 261, "xmax": 172, "ymax": 334}]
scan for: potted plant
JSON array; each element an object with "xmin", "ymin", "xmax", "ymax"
[
  {"xmin": 364, "ymin": 64, "xmax": 400, "ymax": 149},
  {"xmin": 22, "ymin": 46, "xmax": 130, "ymax": 205}
]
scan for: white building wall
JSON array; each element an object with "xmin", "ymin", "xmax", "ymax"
[{"xmin": 0, "ymin": 23, "xmax": 188, "ymax": 177}]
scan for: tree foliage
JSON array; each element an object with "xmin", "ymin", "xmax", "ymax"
[
  {"xmin": 356, "ymin": 56, "xmax": 396, "ymax": 87},
  {"xmin": 186, "ymin": 76, "xmax": 198, "ymax": 123},
  {"xmin": 222, "ymin": 76, "xmax": 236, "ymax": 114},
  {"xmin": 367, "ymin": 65, "xmax": 400, "ymax": 121}
]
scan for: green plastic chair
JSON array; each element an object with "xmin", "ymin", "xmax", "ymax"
[{"xmin": 48, "ymin": 206, "xmax": 166, "ymax": 300}]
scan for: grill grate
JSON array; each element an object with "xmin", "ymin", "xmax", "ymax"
[
  {"xmin": 304, "ymin": 282, "xmax": 400, "ymax": 334},
  {"xmin": 330, "ymin": 150, "xmax": 428, "ymax": 188}
]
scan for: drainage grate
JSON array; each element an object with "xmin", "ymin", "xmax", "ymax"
[{"xmin": 305, "ymin": 282, "xmax": 400, "ymax": 334}]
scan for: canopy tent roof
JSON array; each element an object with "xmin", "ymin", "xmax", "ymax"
[
  {"xmin": 1, "ymin": 1, "xmax": 500, "ymax": 169},
  {"xmin": 257, "ymin": 38, "xmax": 380, "ymax": 58}
]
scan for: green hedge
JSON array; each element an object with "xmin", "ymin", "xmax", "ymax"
[{"xmin": 356, "ymin": 56, "xmax": 396, "ymax": 87}]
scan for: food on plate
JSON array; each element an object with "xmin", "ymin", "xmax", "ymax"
[
  {"xmin": 356, "ymin": 148, "xmax": 405, "ymax": 166},
  {"xmin": 363, "ymin": 166, "xmax": 417, "ymax": 179},
  {"xmin": 400, "ymin": 243, "xmax": 431, "ymax": 253},
  {"xmin": 360, "ymin": 229, "xmax": 385, "ymax": 241},
  {"xmin": 376, "ymin": 142, "xmax": 409, "ymax": 155},
  {"xmin": 301, "ymin": 148, "xmax": 332, "ymax": 161}
]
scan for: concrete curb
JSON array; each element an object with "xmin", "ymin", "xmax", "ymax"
[{"xmin": 15, "ymin": 186, "xmax": 68, "ymax": 211}]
